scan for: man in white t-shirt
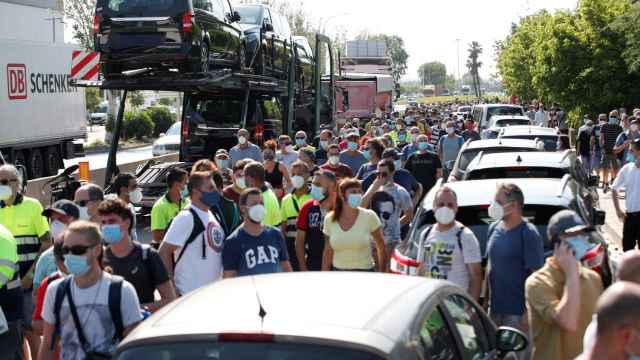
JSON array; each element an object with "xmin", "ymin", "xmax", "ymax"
[
  {"xmin": 159, "ymin": 172, "xmax": 226, "ymax": 295},
  {"xmin": 416, "ymin": 186, "xmax": 482, "ymax": 300},
  {"xmin": 612, "ymin": 138, "xmax": 640, "ymax": 251},
  {"xmin": 39, "ymin": 221, "xmax": 141, "ymax": 360}
]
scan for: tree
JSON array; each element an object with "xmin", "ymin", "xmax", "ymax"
[
  {"xmin": 63, "ymin": 0, "xmax": 96, "ymax": 51},
  {"xmin": 85, "ymin": 87, "xmax": 101, "ymax": 113},
  {"xmin": 613, "ymin": 1, "xmax": 640, "ymax": 73},
  {"xmin": 466, "ymin": 41, "xmax": 483, "ymax": 97},
  {"xmin": 418, "ymin": 62, "xmax": 447, "ymax": 86},
  {"xmin": 145, "ymin": 107, "xmax": 176, "ymax": 137},
  {"xmin": 129, "ymin": 92, "xmax": 145, "ymax": 108},
  {"xmin": 356, "ymin": 33, "xmax": 409, "ymax": 87}
]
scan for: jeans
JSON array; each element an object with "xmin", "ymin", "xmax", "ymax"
[
  {"xmin": 623, "ymin": 212, "xmax": 640, "ymax": 251},
  {"xmin": 0, "ymin": 321, "xmax": 24, "ymax": 360}
]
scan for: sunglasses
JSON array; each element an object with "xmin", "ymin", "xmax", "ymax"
[
  {"xmin": 0, "ymin": 179, "xmax": 17, "ymax": 186},
  {"xmin": 75, "ymin": 200, "xmax": 91, "ymax": 207},
  {"xmin": 62, "ymin": 244, "xmax": 94, "ymax": 255}
]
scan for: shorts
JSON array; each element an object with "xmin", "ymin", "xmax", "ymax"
[
  {"xmin": 592, "ymin": 150, "xmax": 602, "ymax": 170},
  {"xmin": 21, "ymin": 289, "xmax": 34, "ymax": 330},
  {"xmin": 601, "ymin": 151, "xmax": 620, "ymax": 170}
]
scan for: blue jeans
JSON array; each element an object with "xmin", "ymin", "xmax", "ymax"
[{"xmin": 0, "ymin": 320, "xmax": 24, "ymax": 360}]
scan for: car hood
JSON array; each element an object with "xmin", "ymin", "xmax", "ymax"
[{"xmin": 153, "ymin": 135, "xmax": 180, "ymax": 146}]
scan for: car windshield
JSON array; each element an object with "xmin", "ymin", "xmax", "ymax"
[
  {"xmin": 407, "ymin": 204, "xmax": 567, "ymax": 257},
  {"xmin": 486, "ymin": 106, "xmax": 523, "ymax": 119},
  {"xmin": 502, "ymin": 135, "xmax": 558, "ymax": 151},
  {"xmin": 117, "ymin": 342, "xmax": 384, "ymax": 360},
  {"xmin": 495, "ymin": 119, "xmax": 531, "ymax": 127},
  {"xmin": 189, "ymin": 96, "xmax": 244, "ymax": 128},
  {"xmin": 466, "ymin": 166, "xmax": 568, "ymax": 181},
  {"xmin": 457, "ymin": 147, "xmax": 538, "ymax": 173},
  {"xmin": 166, "ymin": 122, "xmax": 181, "ymax": 136},
  {"xmin": 236, "ymin": 6, "xmax": 263, "ymax": 24},
  {"xmin": 102, "ymin": 0, "xmax": 184, "ymax": 17},
  {"xmin": 458, "ymin": 106, "xmax": 471, "ymax": 112}
]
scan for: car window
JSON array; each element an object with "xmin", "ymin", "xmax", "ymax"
[
  {"xmin": 466, "ymin": 167, "xmax": 568, "ymax": 181},
  {"xmin": 192, "ymin": 0, "xmax": 210, "ymax": 11},
  {"xmin": 106, "ymin": 0, "xmax": 182, "ymax": 15},
  {"xmin": 486, "ymin": 106, "xmax": 524, "ymax": 120},
  {"xmin": 221, "ymin": 0, "xmax": 232, "ymax": 16},
  {"xmin": 236, "ymin": 6, "xmax": 262, "ymax": 24},
  {"xmin": 189, "ymin": 96, "xmax": 243, "ymax": 129},
  {"xmin": 166, "ymin": 122, "xmax": 181, "ymax": 136},
  {"xmin": 442, "ymin": 295, "xmax": 492, "ymax": 359},
  {"xmin": 472, "ymin": 108, "xmax": 482, "ymax": 124},
  {"xmin": 458, "ymin": 147, "xmax": 538, "ymax": 173},
  {"xmin": 502, "ymin": 135, "xmax": 558, "ymax": 151},
  {"xmin": 271, "ymin": 11, "xmax": 282, "ymax": 34},
  {"xmin": 208, "ymin": 0, "xmax": 224, "ymax": 18},
  {"xmin": 279, "ymin": 14, "xmax": 291, "ymax": 38},
  {"xmin": 495, "ymin": 119, "xmax": 531, "ymax": 127},
  {"xmin": 419, "ymin": 306, "xmax": 458, "ymax": 360}
]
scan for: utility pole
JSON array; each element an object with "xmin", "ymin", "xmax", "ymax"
[
  {"xmin": 44, "ymin": 9, "xmax": 64, "ymax": 43},
  {"xmin": 456, "ymin": 39, "xmax": 461, "ymax": 85}
]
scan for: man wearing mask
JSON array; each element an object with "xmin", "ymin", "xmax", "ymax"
[
  {"xmin": 486, "ymin": 182, "xmax": 544, "ymax": 331},
  {"xmin": 612, "ymin": 139, "xmax": 640, "ymax": 251},
  {"xmin": 294, "ymin": 130, "xmax": 315, "ymax": 152},
  {"xmin": 222, "ymin": 188, "xmax": 292, "ymax": 278},
  {"xmin": 111, "ymin": 173, "xmax": 142, "ymax": 242},
  {"xmin": 296, "ymin": 170, "xmax": 337, "ymax": 271},
  {"xmin": 339, "ymin": 132, "xmax": 367, "ymax": 175},
  {"xmin": 0, "ymin": 164, "xmax": 50, "ymax": 358},
  {"xmin": 320, "ymin": 144, "xmax": 353, "ymax": 179},
  {"xmin": 276, "ymin": 135, "xmax": 299, "ymax": 171},
  {"xmin": 362, "ymin": 149, "xmax": 423, "ymax": 207},
  {"xmin": 525, "ymin": 210, "xmax": 603, "ymax": 360},
  {"xmin": 362, "ymin": 159, "xmax": 413, "ymax": 259},
  {"xmin": 229, "ymin": 128, "xmax": 263, "ymax": 166},
  {"xmin": 223, "ymin": 159, "xmax": 251, "ymax": 206},
  {"xmin": 356, "ymin": 138, "xmax": 385, "ymax": 180},
  {"xmin": 100, "ymin": 199, "xmax": 176, "ymax": 312},
  {"xmin": 576, "ymin": 118, "xmax": 595, "ymax": 174},
  {"xmin": 535, "ymin": 103, "xmax": 547, "ymax": 127},
  {"xmin": 74, "ymin": 183, "xmax": 104, "ymax": 223},
  {"xmin": 314, "ymin": 130, "xmax": 332, "ymax": 165},
  {"xmin": 405, "ymin": 134, "xmax": 443, "ymax": 197},
  {"xmin": 579, "ymin": 282, "xmax": 640, "ymax": 360},
  {"xmin": 600, "ymin": 111, "xmax": 623, "ymax": 192},
  {"xmin": 280, "ymin": 161, "xmax": 312, "ymax": 271},
  {"xmin": 39, "ymin": 221, "xmax": 142, "ymax": 360},
  {"xmin": 214, "ymin": 149, "xmax": 233, "ymax": 186},
  {"xmin": 614, "ymin": 118, "xmax": 639, "ymax": 167},
  {"xmin": 33, "ymin": 200, "xmax": 79, "ymax": 292},
  {"xmin": 243, "ymin": 162, "xmax": 281, "ymax": 227},
  {"xmin": 461, "ymin": 117, "xmax": 481, "ymax": 142},
  {"xmin": 437, "ymin": 120, "xmax": 465, "ymax": 177},
  {"xmin": 394, "ymin": 125, "xmax": 410, "ymax": 153},
  {"xmin": 416, "ymin": 187, "xmax": 482, "ymax": 300},
  {"xmin": 159, "ymin": 172, "xmax": 226, "ymax": 295},
  {"xmin": 151, "ymin": 168, "xmax": 188, "ymax": 247},
  {"xmin": 401, "ymin": 127, "xmax": 424, "ymax": 163}
]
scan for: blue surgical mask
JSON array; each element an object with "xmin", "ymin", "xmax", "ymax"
[
  {"xmin": 394, "ymin": 160, "xmax": 402, "ymax": 170},
  {"xmin": 295, "ymin": 138, "xmax": 306, "ymax": 146},
  {"xmin": 609, "ymin": 117, "xmax": 618, "ymax": 125},
  {"xmin": 347, "ymin": 141, "xmax": 358, "ymax": 151},
  {"xmin": 64, "ymin": 254, "xmax": 91, "ymax": 276},
  {"xmin": 180, "ymin": 185, "xmax": 189, "ymax": 199},
  {"xmin": 216, "ymin": 159, "xmax": 229, "ymax": 169},
  {"xmin": 310, "ymin": 185, "xmax": 326, "ymax": 201},
  {"xmin": 566, "ymin": 234, "xmax": 593, "ymax": 260},
  {"xmin": 398, "ymin": 134, "xmax": 406, "ymax": 142},
  {"xmin": 201, "ymin": 191, "xmax": 221, "ymax": 208},
  {"xmin": 347, "ymin": 193, "xmax": 362, "ymax": 208},
  {"xmin": 362, "ymin": 149, "xmax": 370, "ymax": 160},
  {"xmin": 101, "ymin": 224, "xmax": 123, "ymax": 245},
  {"xmin": 627, "ymin": 152, "xmax": 636, "ymax": 163},
  {"xmin": 418, "ymin": 142, "xmax": 430, "ymax": 151}
]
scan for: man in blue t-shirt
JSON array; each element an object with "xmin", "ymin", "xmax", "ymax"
[
  {"xmin": 222, "ymin": 188, "xmax": 292, "ymax": 278},
  {"xmin": 486, "ymin": 183, "xmax": 544, "ymax": 331}
]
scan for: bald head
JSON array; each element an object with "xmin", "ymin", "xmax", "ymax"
[
  {"xmin": 596, "ymin": 282, "xmax": 640, "ymax": 336},
  {"xmin": 618, "ymin": 250, "xmax": 640, "ymax": 283}
]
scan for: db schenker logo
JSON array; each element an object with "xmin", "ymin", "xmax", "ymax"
[{"xmin": 7, "ymin": 64, "xmax": 27, "ymax": 100}]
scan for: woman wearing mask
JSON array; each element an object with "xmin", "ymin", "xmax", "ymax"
[
  {"xmin": 223, "ymin": 159, "xmax": 251, "ymax": 206},
  {"xmin": 214, "ymin": 149, "xmax": 233, "ymax": 187},
  {"xmin": 263, "ymin": 140, "xmax": 291, "ymax": 199},
  {"xmin": 355, "ymin": 138, "xmax": 385, "ymax": 180},
  {"xmin": 111, "ymin": 173, "xmax": 142, "ymax": 241},
  {"xmin": 321, "ymin": 179, "xmax": 386, "ymax": 272}
]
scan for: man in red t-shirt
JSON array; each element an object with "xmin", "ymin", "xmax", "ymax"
[{"xmin": 319, "ymin": 144, "xmax": 353, "ymax": 179}]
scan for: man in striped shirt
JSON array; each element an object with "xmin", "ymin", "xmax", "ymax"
[{"xmin": 0, "ymin": 164, "xmax": 50, "ymax": 359}]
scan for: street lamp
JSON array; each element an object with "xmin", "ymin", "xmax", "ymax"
[{"xmin": 44, "ymin": 9, "xmax": 65, "ymax": 43}]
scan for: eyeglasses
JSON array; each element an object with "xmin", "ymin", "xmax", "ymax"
[
  {"xmin": 75, "ymin": 200, "xmax": 91, "ymax": 207},
  {"xmin": 62, "ymin": 244, "xmax": 94, "ymax": 255},
  {"xmin": 295, "ymin": 137, "xmax": 305, "ymax": 140},
  {"xmin": 0, "ymin": 179, "xmax": 17, "ymax": 186}
]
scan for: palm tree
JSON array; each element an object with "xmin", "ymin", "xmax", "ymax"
[{"xmin": 466, "ymin": 41, "xmax": 483, "ymax": 97}]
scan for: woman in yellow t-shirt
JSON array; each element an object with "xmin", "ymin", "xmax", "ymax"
[{"xmin": 321, "ymin": 178, "xmax": 386, "ymax": 272}]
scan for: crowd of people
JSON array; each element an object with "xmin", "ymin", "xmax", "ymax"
[{"xmin": 0, "ymin": 100, "xmax": 639, "ymax": 360}]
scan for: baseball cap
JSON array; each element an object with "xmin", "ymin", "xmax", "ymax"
[
  {"xmin": 42, "ymin": 199, "xmax": 80, "ymax": 220},
  {"xmin": 547, "ymin": 210, "xmax": 594, "ymax": 241},
  {"xmin": 382, "ymin": 148, "xmax": 401, "ymax": 160},
  {"xmin": 215, "ymin": 149, "xmax": 229, "ymax": 157}
]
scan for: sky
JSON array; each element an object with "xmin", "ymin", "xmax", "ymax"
[{"xmin": 65, "ymin": 0, "xmax": 578, "ymax": 81}]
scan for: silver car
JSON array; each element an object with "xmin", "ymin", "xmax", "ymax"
[{"xmin": 115, "ymin": 273, "xmax": 527, "ymax": 359}]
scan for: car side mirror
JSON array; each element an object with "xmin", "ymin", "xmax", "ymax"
[
  {"xmin": 263, "ymin": 22, "xmax": 274, "ymax": 32},
  {"xmin": 496, "ymin": 327, "xmax": 528, "ymax": 354},
  {"xmin": 593, "ymin": 209, "xmax": 606, "ymax": 226},
  {"xmin": 588, "ymin": 175, "xmax": 599, "ymax": 188},
  {"xmin": 231, "ymin": 11, "xmax": 241, "ymax": 22}
]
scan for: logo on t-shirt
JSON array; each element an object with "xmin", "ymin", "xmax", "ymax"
[
  {"xmin": 245, "ymin": 245, "xmax": 280, "ymax": 269},
  {"xmin": 206, "ymin": 222, "xmax": 225, "ymax": 253},
  {"xmin": 422, "ymin": 241, "xmax": 455, "ymax": 280}
]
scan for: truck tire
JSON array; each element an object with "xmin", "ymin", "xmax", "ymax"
[
  {"xmin": 27, "ymin": 149, "xmax": 45, "ymax": 179},
  {"xmin": 44, "ymin": 146, "xmax": 61, "ymax": 176}
]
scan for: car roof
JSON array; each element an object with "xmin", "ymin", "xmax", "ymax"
[
  {"xmin": 423, "ymin": 177, "xmax": 575, "ymax": 210},
  {"xmin": 473, "ymin": 103, "xmax": 523, "ymax": 109},
  {"xmin": 466, "ymin": 150, "xmax": 573, "ymax": 170},
  {"xmin": 120, "ymin": 273, "xmax": 455, "ymax": 355},
  {"xmin": 490, "ymin": 115, "xmax": 531, "ymax": 121},
  {"xmin": 463, "ymin": 138, "xmax": 540, "ymax": 150},
  {"xmin": 499, "ymin": 125, "xmax": 559, "ymax": 136}
]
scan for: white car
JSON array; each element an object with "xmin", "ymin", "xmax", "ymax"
[
  {"xmin": 482, "ymin": 115, "xmax": 532, "ymax": 139},
  {"xmin": 152, "ymin": 122, "xmax": 181, "ymax": 156}
]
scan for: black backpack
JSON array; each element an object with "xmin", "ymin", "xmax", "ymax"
[
  {"xmin": 173, "ymin": 207, "xmax": 206, "ymax": 265},
  {"xmin": 51, "ymin": 276, "xmax": 125, "ymax": 351}
]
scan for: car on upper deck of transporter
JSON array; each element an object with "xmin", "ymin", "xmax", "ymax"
[{"xmin": 114, "ymin": 272, "xmax": 528, "ymax": 360}]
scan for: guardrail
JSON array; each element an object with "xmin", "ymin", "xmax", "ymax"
[{"xmin": 26, "ymin": 153, "xmax": 179, "ymax": 206}]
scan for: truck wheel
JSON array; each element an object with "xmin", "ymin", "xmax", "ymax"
[
  {"xmin": 27, "ymin": 149, "xmax": 45, "ymax": 179},
  {"xmin": 44, "ymin": 146, "xmax": 61, "ymax": 176}
]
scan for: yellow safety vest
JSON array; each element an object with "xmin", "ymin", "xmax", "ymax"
[{"xmin": 0, "ymin": 224, "xmax": 19, "ymax": 290}]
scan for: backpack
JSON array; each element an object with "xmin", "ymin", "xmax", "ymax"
[
  {"xmin": 418, "ymin": 225, "xmax": 466, "ymax": 260},
  {"xmin": 174, "ymin": 207, "xmax": 206, "ymax": 266},
  {"xmin": 52, "ymin": 276, "xmax": 124, "ymax": 351}
]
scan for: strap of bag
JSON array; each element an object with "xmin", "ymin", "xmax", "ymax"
[
  {"xmin": 456, "ymin": 226, "xmax": 465, "ymax": 253},
  {"xmin": 51, "ymin": 276, "xmax": 72, "ymax": 350},
  {"xmin": 64, "ymin": 278, "xmax": 90, "ymax": 352},
  {"xmin": 139, "ymin": 244, "xmax": 156, "ymax": 286},
  {"xmin": 108, "ymin": 277, "xmax": 124, "ymax": 341},
  {"xmin": 175, "ymin": 208, "xmax": 205, "ymax": 265}
]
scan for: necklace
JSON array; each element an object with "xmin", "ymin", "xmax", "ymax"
[{"xmin": 75, "ymin": 274, "xmax": 103, "ymax": 331}]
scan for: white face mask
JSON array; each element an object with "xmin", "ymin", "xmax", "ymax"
[
  {"xmin": 248, "ymin": 204, "xmax": 266, "ymax": 223},
  {"xmin": 488, "ymin": 200, "xmax": 505, "ymax": 221},
  {"xmin": 434, "ymin": 207, "xmax": 456, "ymax": 225},
  {"xmin": 238, "ymin": 136, "xmax": 247, "ymax": 145},
  {"xmin": 285, "ymin": 145, "xmax": 294, "ymax": 153},
  {"xmin": 446, "ymin": 127, "xmax": 455, "ymax": 135},
  {"xmin": 129, "ymin": 188, "xmax": 143, "ymax": 204},
  {"xmin": 291, "ymin": 175, "xmax": 305, "ymax": 189},
  {"xmin": 49, "ymin": 220, "xmax": 66, "ymax": 240},
  {"xmin": 328, "ymin": 156, "xmax": 340, "ymax": 165},
  {"xmin": 236, "ymin": 176, "xmax": 246, "ymax": 189},
  {"xmin": 632, "ymin": 124, "xmax": 639, "ymax": 132},
  {"xmin": 0, "ymin": 185, "xmax": 11, "ymax": 201},
  {"xmin": 78, "ymin": 206, "xmax": 90, "ymax": 220}
]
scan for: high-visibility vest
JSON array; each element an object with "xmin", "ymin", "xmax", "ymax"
[{"xmin": 0, "ymin": 224, "xmax": 19, "ymax": 290}]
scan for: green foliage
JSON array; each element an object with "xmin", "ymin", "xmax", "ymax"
[
  {"xmin": 158, "ymin": 98, "xmax": 174, "ymax": 107},
  {"xmin": 466, "ymin": 42, "xmax": 483, "ymax": 97},
  {"xmin": 123, "ymin": 111, "xmax": 154, "ymax": 140},
  {"xmin": 144, "ymin": 107, "xmax": 176, "ymax": 137},
  {"xmin": 497, "ymin": 0, "xmax": 640, "ymax": 122},
  {"xmin": 129, "ymin": 92, "xmax": 145, "ymax": 108},
  {"xmin": 85, "ymin": 88, "xmax": 101, "ymax": 113},
  {"xmin": 418, "ymin": 62, "xmax": 447, "ymax": 86},
  {"xmin": 64, "ymin": 0, "xmax": 96, "ymax": 50}
]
